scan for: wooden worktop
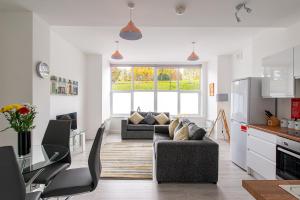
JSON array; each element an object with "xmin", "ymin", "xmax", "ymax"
[
  {"xmin": 242, "ymin": 180, "xmax": 300, "ymax": 200},
  {"xmin": 248, "ymin": 125, "xmax": 300, "ymax": 142}
]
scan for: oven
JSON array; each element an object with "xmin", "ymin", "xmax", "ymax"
[{"xmin": 276, "ymin": 137, "xmax": 300, "ymax": 180}]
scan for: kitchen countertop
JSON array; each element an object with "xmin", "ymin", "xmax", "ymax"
[
  {"xmin": 242, "ymin": 180, "xmax": 300, "ymax": 200},
  {"xmin": 248, "ymin": 125, "xmax": 300, "ymax": 142}
]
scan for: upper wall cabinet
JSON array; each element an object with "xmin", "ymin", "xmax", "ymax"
[
  {"xmin": 294, "ymin": 45, "xmax": 300, "ymax": 79},
  {"xmin": 262, "ymin": 48, "xmax": 295, "ymax": 98}
]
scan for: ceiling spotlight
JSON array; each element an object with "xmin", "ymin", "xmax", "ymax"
[
  {"xmin": 235, "ymin": 12, "xmax": 241, "ymax": 23},
  {"xmin": 235, "ymin": 2, "xmax": 252, "ymax": 23},
  {"xmin": 175, "ymin": 4, "xmax": 186, "ymax": 15}
]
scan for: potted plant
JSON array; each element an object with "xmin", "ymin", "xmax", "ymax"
[{"xmin": 0, "ymin": 104, "xmax": 37, "ymax": 156}]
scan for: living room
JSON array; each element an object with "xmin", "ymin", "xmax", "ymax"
[{"xmin": 1, "ymin": 0, "xmax": 300, "ymax": 200}]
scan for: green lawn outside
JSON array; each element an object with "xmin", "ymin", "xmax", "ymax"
[{"xmin": 112, "ymin": 80, "xmax": 200, "ymax": 91}]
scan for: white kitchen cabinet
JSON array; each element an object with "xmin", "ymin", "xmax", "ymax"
[
  {"xmin": 295, "ymin": 45, "xmax": 300, "ymax": 79},
  {"xmin": 247, "ymin": 128, "xmax": 277, "ymax": 179},
  {"xmin": 262, "ymin": 48, "xmax": 295, "ymax": 98}
]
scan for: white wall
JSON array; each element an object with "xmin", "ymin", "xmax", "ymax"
[
  {"xmin": 0, "ymin": 12, "xmax": 33, "ymax": 148},
  {"xmin": 49, "ymin": 31, "xmax": 87, "ymax": 131},
  {"xmin": 101, "ymin": 54, "xmax": 111, "ymax": 122},
  {"xmin": 206, "ymin": 57, "xmax": 218, "ymax": 122},
  {"xmin": 216, "ymin": 55, "xmax": 232, "ymax": 138},
  {"xmin": 32, "ymin": 14, "xmax": 50, "ymax": 145},
  {"xmin": 206, "ymin": 55, "xmax": 232, "ymax": 139},
  {"xmin": 86, "ymin": 54, "xmax": 102, "ymax": 139},
  {"xmin": 232, "ymin": 41, "xmax": 253, "ymax": 80}
]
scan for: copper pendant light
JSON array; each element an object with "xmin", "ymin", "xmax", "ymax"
[
  {"xmin": 187, "ymin": 42, "xmax": 199, "ymax": 61},
  {"xmin": 119, "ymin": 2, "xmax": 142, "ymax": 40},
  {"xmin": 111, "ymin": 41, "xmax": 123, "ymax": 60}
]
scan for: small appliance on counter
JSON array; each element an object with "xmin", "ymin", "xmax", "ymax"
[
  {"xmin": 288, "ymin": 119, "xmax": 296, "ymax": 129},
  {"xmin": 280, "ymin": 118, "xmax": 288, "ymax": 128}
]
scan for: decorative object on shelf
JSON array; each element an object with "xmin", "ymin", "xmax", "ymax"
[
  {"xmin": 50, "ymin": 75, "xmax": 78, "ymax": 96},
  {"xmin": 111, "ymin": 41, "xmax": 123, "ymax": 60},
  {"xmin": 265, "ymin": 110, "xmax": 280, "ymax": 127},
  {"xmin": 209, "ymin": 83, "xmax": 215, "ymax": 96},
  {"xmin": 187, "ymin": 42, "xmax": 199, "ymax": 61},
  {"xmin": 36, "ymin": 62, "xmax": 50, "ymax": 79},
  {"xmin": 119, "ymin": 2, "xmax": 142, "ymax": 40},
  {"xmin": 0, "ymin": 104, "xmax": 37, "ymax": 156}
]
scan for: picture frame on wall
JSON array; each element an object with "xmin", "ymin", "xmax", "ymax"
[
  {"xmin": 50, "ymin": 75, "xmax": 78, "ymax": 96},
  {"xmin": 209, "ymin": 83, "xmax": 214, "ymax": 96}
]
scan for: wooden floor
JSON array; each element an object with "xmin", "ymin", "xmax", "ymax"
[{"xmin": 70, "ymin": 133, "xmax": 255, "ymax": 200}]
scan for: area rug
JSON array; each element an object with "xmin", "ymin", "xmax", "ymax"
[{"xmin": 100, "ymin": 142, "xmax": 153, "ymax": 180}]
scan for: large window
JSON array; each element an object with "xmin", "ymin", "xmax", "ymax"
[{"xmin": 111, "ymin": 65, "xmax": 202, "ymax": 115}]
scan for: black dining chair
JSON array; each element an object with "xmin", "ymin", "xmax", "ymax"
[
  {"xmin": 24, "ymin": 120, "xmax": 72, "ymax": 185},
  {"xmin": 0, "ymin": 146, "xmax": 41, "ymax": 200},
  {"xmin": 41, "ymin": 124, "xmax": 105, "ymax": 200}
]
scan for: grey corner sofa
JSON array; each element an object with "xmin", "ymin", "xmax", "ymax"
[
  {"xmin": 153, "ymin": 125, "xmax": 219, "ymax": 183},
  {"xmin": 121, "ymin": 111, "xmax": 170, "ymax": 140}
]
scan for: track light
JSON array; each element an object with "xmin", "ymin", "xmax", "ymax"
[{"xmin": 235, "ymin": 2, "xmax": 252, "ymax": 23}]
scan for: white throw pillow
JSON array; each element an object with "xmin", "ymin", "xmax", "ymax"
[
  {"xmin": 169, "ymin": 118, "xmax": 179, "ymax": 138},
  {"xmin": 154, "ymin": 113, "xmax": 169, "ymax": 125},
  {"xmin": 173, "ymin": 125, "xmax": 189, "ymax": 141},
  {"xmin": 129, "ymin": 112, "xmax": 144, "ymax": 125}
]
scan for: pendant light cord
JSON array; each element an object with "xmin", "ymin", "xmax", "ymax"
[
  {"xmin": 130, "ymin": 7, "xmax": 133, "ymax": 21},
  {"xmin": 116, "ymin": 41, "xmax": 119, "ymax": 51},
  {"xmin": 192, "ymin": 42, "xmax": 195, "ymax": 52}
]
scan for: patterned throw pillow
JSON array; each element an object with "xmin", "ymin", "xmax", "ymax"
[
  {"xmin": 168, "ymin": 118, "xmax": 179, "ymax": 138},
  {"xmin": 128, "ymin": 112, "xmax": 144, "ymax": 125},
  {"xmin": 173, "ymin": 125, "xmax": 189, "ymax": 141},
  {"xmin": 154, "ymin": 113, "xmax": 169, "ymax": 125},
  {"xmin": 144, "ymin": 112, "xmax": 156, "ymax": 125}
]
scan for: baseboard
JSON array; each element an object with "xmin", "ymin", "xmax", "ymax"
[{"xmin": 110, "ymin": 129, "xmax": 120, "ymax": 134}]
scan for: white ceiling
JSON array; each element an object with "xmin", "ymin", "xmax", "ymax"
[
  {"xmin": 1, "ymin": 0, "xmax": 298, "ymax": 61},
  {"xmin": 1, "ymin": 0, "xmax": 300, "ymax": 27},
  {"xmin": 52, "ymin": 26, "xmax": 269, "ymax": 62}
]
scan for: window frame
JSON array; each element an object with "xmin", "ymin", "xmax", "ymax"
[{"xmin": 110, "ymin": 64, "xmax": 202, "ymax": 117}]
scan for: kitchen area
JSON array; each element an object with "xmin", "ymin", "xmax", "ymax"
[{"xmin": 230, "ymin": 45, "xmax": 300, "ymax": 199}]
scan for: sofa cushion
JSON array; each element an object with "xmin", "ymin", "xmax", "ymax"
[
  {"xmin": 168, "ymin": 118, "xmax": 179, "ymax": 139},
  {"xmin": 144, "ymin": 112, "xmax": 156, "ymax": 125},
  {"xmin": 129, "ymin": 112, "xmax": 144, "ymax": 125},
  {"xmin": 173, "ymin": 125, "xmax": 189, "ymax": 141},
  {"xmin": 154, "ymin": 113, "xmax": 170, "ymax": 125},
  {"xmin": 188, "ymin": 123, "xmax": 206, "ymax": 140},
  {"xmin": 127, "ymin": 124, "xmax": 154, "ymax": 131}
]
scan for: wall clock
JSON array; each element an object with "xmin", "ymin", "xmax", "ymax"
[{"xmin": 36, "ymin": 62, "xmax": 50, "ymax": 79}]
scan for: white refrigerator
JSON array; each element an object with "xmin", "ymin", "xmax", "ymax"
[{"xmin": 230, "ymin": 77, "xmax": 275, "ymax": 170}]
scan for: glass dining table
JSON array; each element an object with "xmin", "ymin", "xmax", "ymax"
[{"xmin": 17, "ymin": 144, "xmax": 69, "ymax": 186}]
